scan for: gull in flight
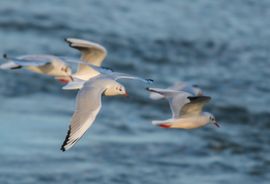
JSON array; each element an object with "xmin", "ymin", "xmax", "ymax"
[
  {"xmin": 149, "ymin": 81, "xmax": 203, "ymax": 100},
  {"xmin": 146, "ymin": 87, "xmax": 219, "ymax": 129},
  {"xmin": 0, "ymin": 54, "xmax": 72, "ymax": 83},
  {"xmin": 0, "ymin": 38, "xmax": 107, "ymax": 84},
  {"xmin": 61, "ymin": 66, "xmax": 153, "ymax": 151}
]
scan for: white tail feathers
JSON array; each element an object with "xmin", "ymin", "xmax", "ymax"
[{"xmin": 152, "ymin": 120, "xmax": 163, "ymax": 126}]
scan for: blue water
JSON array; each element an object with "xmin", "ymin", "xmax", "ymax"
[{"xmin": 0, "ymin": 0, "xmax": 269, "ymax": 183}]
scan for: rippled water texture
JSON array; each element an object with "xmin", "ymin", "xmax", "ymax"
[{"xmin": 0, "ymin": 0, "xmax": 269, "ymax": 183}]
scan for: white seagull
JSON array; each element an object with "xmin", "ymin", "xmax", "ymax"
[
  {"xmin": 149, "ymin": 81, "xmax": 203, "ymax": 100},
  {"xmin": 0, "ymin": 54, "xmax": 72, "ymax": 83},
  {"xmin": 61, "ymin": 67, "xmax": 153, "ymax": 151},
  {"xmin": 0, "ymin": 38, "xmax": 106, "ymax": 84},
  {"xmin": 146, "ymin": 87, "xmax": 219, "ymax": 129}
]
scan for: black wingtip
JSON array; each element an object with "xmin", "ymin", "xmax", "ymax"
[
  {"xmin": 146, "ymin": 79, "xmax": 154, "ymax": 83},
  {"xmin": 64, "ymin": 38, "xmax": 72, "ymax": 46},
  {"xmin": 60, "ymin": 125, "xmax": 71, "ymax": 152},
  {"xmin": 60, "ymin": 147, "xmax": 66, "ymax": 152},
  {"xmin": 146, "ymin": 87, "xmax": 155, "ymax": 92},
  {"xmin": 101, "ymin": 66, "xmax": 113, "ymax": 72},
  {"xmin": 188, "ymin": 96, "xmax": 211, "ymax": 101}
]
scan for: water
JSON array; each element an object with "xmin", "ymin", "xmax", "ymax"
[{"xmin": 0, "ymin": 0, "xmax": 269, "ymax": 183}]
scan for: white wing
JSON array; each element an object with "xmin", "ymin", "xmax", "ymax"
[
  {"xmin": 146, "ymin": 87, "xmax": 190, "ymax": 118},
  {"xmin": 1, "ymin": 54, "xmax": 52, "ymax": 68},
  {"xmin": 149, "ymin": 81, "xmax": 202, "ymax": 100},
  {"xmin": 168, "ymin": 92, "xmax": 191, "ymax": 118},
  {"xmin": 61, "ymin": 81, "xmax": 105, "ymax": 151},
  {"xmin": 149, "ymin": 82, "xmax": 187, "ymax": 100},
  {"xmin": 180, "ymin": 96, "xmax": 211, "ymax": 117},
  {"xmin": 60, "ymin": 58, "xmax": 153, "ymax": 85},
  {"xmin": 112, "ymin": 72, "xmax": 153, "ymax": 84},
  {"xmin": 65, "ymin": 38, "xmax": 107, "ymax": 79}
]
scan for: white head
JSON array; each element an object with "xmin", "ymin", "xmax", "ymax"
[
  {"xmin": 104, "ymin": 83, "xmax": 128, "ymax": 96},
  {"xmin": 203, "ymin": 112, "xmax": 220, "ymax": 128},
  {"xmin": 50, "ymin": 60, "xmax": 71, "ymax": 76},
  {"xmin": 60, "ymin": 64, "xmax": 72, "ymax": 76}
]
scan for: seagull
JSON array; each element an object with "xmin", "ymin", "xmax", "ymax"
[
  {"xmin": 65, "ymin": 38, "xmax": 107, "ymax": 81},
  {"xmin": 149, "ymin": 81, "xmax": 203, "ymax": 100},
  {"xmin": 0, "ymin": 38, "xmax": 106, "ymax": 83},
  {"xmin": 61, "ymin": 68, "xmax": 153, "ymax": 151},
  {"xmin": 0, "ymin": 54, "xmax": 72, "ymax": 83},
  {"xmin": 146, "ymin": 87, "xmax": 219, "ymax": 129}
]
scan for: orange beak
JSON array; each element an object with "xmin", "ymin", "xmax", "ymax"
[
  {"xmin": 57, "ymin": 79, "xmax": 69, "ymax": 84},
  {"xmin": 124, "ymin": 92, "xmax": 128, "ymax": 97}
]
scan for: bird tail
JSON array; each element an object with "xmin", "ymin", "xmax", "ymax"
[
  {"xmin": 152, "ymin": 120, "xmax": 172, "ymax": 128},
  {"xmin": 0, "ymin": 54, "xmax": 22, "ymax": 70}
]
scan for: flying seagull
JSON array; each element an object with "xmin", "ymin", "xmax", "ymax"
[{"xmin": 146, "ymin": 87, "xmax": 219, "ymax": 129}]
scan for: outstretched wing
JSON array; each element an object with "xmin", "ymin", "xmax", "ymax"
[
  {"xmin": 180, "ymin": 96, "xmax": 211, "ymax": 117},
  {"xmin": 146, "ymin": 87, "xmax": 190, "ymax": 118},
  {"xmin": 112, "ymin": 72, "xmax": 153, "ymax": 84},
  {"xmin": 149, "ymin": 82, "xmax": 202, "ymax": 100},
  {"xmin": 1, "ymin": 54, "xmax": 52, "ymax": 69},
  {"xmin": 148, "ymin": 82, "xmax": 187, "ymax": 100},
  {"xmin": 65, "ymin": 38, "xmax": 107, "ymax": 78},
  {"xmin": 61, "ymin": 82, "xmax": 105, "ymax": 151}
]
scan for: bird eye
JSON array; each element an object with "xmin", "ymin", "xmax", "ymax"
[
  {"xmin": 61, "ymin": 67, "xmax": 68, "ymax": 72},
  {"xmin": 119, "ymin": 88, "xmax": 122, "ymax": 91}
]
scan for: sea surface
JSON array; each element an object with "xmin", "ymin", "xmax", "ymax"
[{"xmin": 0, "ymin": 0, "xmax": 269, "ymax": 183}]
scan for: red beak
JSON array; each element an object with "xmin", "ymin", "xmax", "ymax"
[
  {"xmin": 57, "ymin": 79, "xmax": 69, "ymax": 84},
  {"xmin": 124, "ymin": 92, "xmax": 128, "ymax": 97}
]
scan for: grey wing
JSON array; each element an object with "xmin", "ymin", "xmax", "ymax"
[
  {"xmin": 169, "ymin": 92, "xmax": 191, "ymax": 118},
  {"xmin": 65, "ymin": 38, "xmax": 107, "ymax": 76},
  {"xmin": 2, "ymin": 54, "xmax": 53, "ymax": 68},
  {"xmin": 146, "ymin": 88, "xmax": 190, "ymax": 118},
  {"xmin": 146, "ymin": 87, "xmax": 181, "ymax": 97},
  {"xmin": 61, "ymin": 84, "xmax": 105, "ymax": 151},
  {"xmin": 113, "ymin": 72, "xmax": 153, "ymax": 84},
  {"xmin": 180, "ymin": 96, "xmax": 211, "ymax": 117},
  {"xmin": 169, "ymin": 81, "xmax": 203, "ymax": 96},
  {"xmin": 148, "ymin": 86, "xmax": 182, "ymax": 100}
]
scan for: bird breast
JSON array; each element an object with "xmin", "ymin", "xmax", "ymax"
[{"xmin": 169, "ymin": 116, "xmax": 209, "ymax": 129}]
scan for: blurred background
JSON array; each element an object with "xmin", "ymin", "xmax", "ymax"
[{"xmin": 0, "ymin": 0, "xmax": 269, "ymax": 183}]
